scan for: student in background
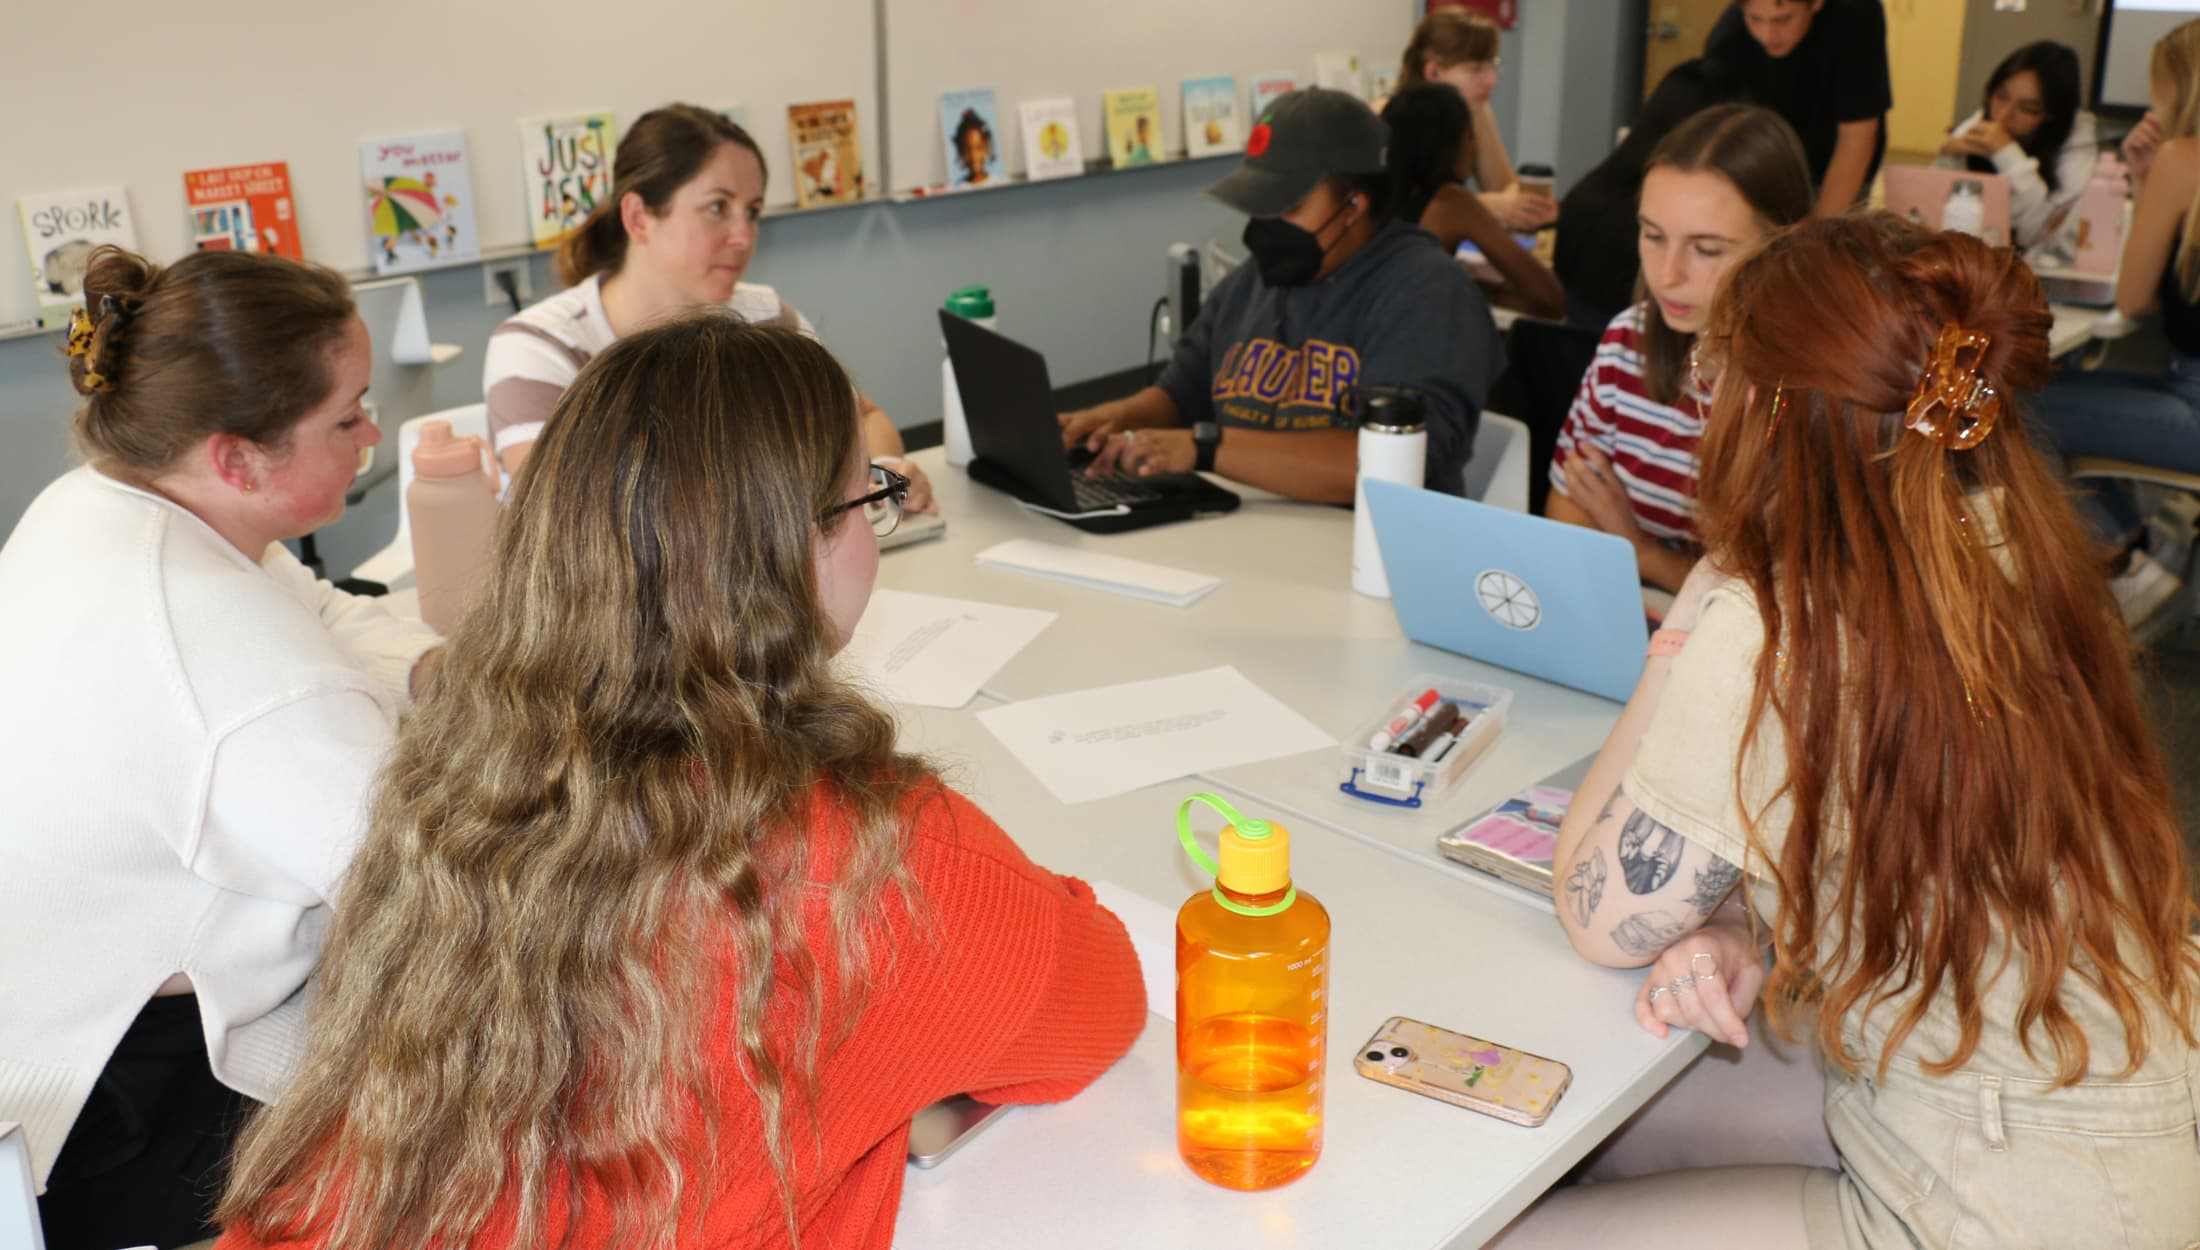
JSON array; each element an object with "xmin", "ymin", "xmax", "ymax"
[
  {"xmin": 0, "ymin": 247, "xmax": 438, "ymax": 1250},
  {"xmin": 1546, "ymin": 106, "xmax": 1811, "ymax": 593},
  {"xmin": 1059, "ymin": 89, "xmax": 1503, "ymax": 502},
  {"xmin": 2032, "ymin": 19, "xmax": 2200, "ymax": 623},
  {"xmin": 1554, "ymin": 58, "xmax": 1748, "ymax": 329},
  {"xmin": 1390, "ymin": 7, "xmax": 1555, "ymax": 230},
  {"xmin": 1936, "ymin": 41, "xmax": 2095, "ymax": 251},
  {"xmin": 1509, "ymin": 216, "xmax": 2200, "ymax": 1250},
  {"xmin": 1704, "ymin": 0, "xmax": 1891, "ymax": 217},
  {"xmin": 483, "ymin": 103, "xmax": 930, "ymax": 510},
  {"xmin": 1382, "ymin": 83, "xmax": 1565, "ymax": 319},
  {"xmin": 216, "ymin": 314, "xmax": 1145, "ymax": 1250}
]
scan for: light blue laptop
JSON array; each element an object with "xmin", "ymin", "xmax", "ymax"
[{"xmin": 1362, "ymin": 478, "xmax": 1648, "ymax": 702}]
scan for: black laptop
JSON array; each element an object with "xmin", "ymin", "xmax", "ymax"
[{"xmin": 940, "ymin": 310, "xmax": 1240, "ymax": 534}]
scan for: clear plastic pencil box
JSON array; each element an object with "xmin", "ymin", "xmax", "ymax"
[{"xmin": 1337, "ymin": 675, "xmax": 1511, "ymax": 808}]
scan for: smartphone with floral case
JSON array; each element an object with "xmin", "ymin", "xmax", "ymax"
[{"xmin": 1352, "ymin": 1016, "xmax": 1572, "ymax": 1127}]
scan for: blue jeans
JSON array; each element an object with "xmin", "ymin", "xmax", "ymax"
[{"xmin": 2029, "ymin": 353, "xmax": 2200, "ymax": 541}]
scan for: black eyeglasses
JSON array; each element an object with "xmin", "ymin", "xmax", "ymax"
[{"xmin": 818, "ymin": 463, "xmax": 911, "ymax": 537}]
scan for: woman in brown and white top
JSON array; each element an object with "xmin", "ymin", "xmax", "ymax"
[{"xmin": 483, "ymin": 103, "xmax": 933, "ymax": 511}]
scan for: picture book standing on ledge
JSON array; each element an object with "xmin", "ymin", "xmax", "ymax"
[
  {"xmin": 789, "ymin": 100, "xmax": 865, "ymax": 208},
  {"xmin": 183, "ymin": 163, "xmax": 300, "ymax": 258},
  {"xmin": 1019, "ymin": 98, "xmax": 1084, "ymax": 181},
  {"xmin": 1315, "ymin": 51, "xmax": 1366, "ymax": 99},
  {"xmin": 17, "ymin": 186, "xmax": 137, "ymax": 331},
  {"xmin": 1250, "ymin": 73, "xmax": 1299, "ymax": 117},
  {"xmin": 521, "ymin": 111, "xmax": 615, "ymax": 249},
  {"xmin": 939, "ymin": 88, "xmax": 1003, "ymax": 189},
  {"xmin": 358, "ymin": 129, "xmax": 481, "ymax": 275},
  {"xmin": 1182, "ymin": 75, "xmax": 1241, "ymax": 158},
  {"xmin": 1103, "ymin": 86, "xmax": 1165, "ymax": 169}
]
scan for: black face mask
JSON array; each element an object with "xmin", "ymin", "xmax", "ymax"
[{"xmin": 1242, "ymin": 200, "xmax": 1353, "ymax": 288}]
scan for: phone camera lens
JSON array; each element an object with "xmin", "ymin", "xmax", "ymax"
[
  {"xmin": 1389, "ymin": 1045, "xmax": 1409, "ymax": 1059},
  {"xmin": 1366, "ymin": 1049, "xmax": 1385, "ymax": 1063}
]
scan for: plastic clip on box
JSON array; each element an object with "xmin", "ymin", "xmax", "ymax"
[{"xmin": 1338, "ymin": 675, "xmax": 1511, "ymax": 808}]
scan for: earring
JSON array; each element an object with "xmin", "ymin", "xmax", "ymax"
[{"xmin": 241, "ymin": 482, "xmax": 256, "ymax": 495}]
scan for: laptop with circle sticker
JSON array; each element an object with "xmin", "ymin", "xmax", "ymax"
[{"xmin": 1361, "ymin": 478, "xmax": 1648, "ymax": 702}]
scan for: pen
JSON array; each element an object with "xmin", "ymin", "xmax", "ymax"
[
  {"xmin": 1421, "ymin": 730, "xmax": 1459, "ymax": 764},
  {"xmin": 1393, "ymin": 701, "xmax": 1462, "ymax": 758},
  {"xmin": 1369, "ymin": 689, "xmax": 1440, "ymax": 750}
]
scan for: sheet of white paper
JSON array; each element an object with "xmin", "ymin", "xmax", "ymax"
[
  {"xmin": 975, "ymin": 665, "xmax": 1334, "ymax": 803},
  {"xmin": 975, "ymin": 538, "xmax": 1222, "ymax": 607},
  {"xmin": 1092, "ymin": 881, "xmax": 1181, "ymax": 1023},
  {"xmin": 840, "ymin": 589, "xmax": 1056, "ymax": 709}
]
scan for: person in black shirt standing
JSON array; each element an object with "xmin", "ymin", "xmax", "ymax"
[{"xmin": 1704, "ymin": 0, "xmax": 1891, "ymax": 217}]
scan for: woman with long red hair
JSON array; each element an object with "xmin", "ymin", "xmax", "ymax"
[{"xmin": 1501, "ymin": 215, "xmax": 2200, "ymax": 1247}]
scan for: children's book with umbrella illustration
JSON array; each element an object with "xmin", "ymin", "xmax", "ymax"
[{"xmin": 358, "ymin": 129, "xmax": 481, "ymax": 275}]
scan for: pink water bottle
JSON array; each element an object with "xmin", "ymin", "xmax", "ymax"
[{"xmin": 407, "ymin": 420, "xmax": 498, "ymax": 634}]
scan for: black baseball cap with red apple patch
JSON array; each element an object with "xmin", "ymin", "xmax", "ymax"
[{"xmin": 1206, "ymin": 87, "xmax": 1389, "ymax": 218}]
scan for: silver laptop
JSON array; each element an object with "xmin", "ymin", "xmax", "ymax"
[{"xmin": 1363, "ymin": 479, "xmax": 1648, "ymax": 702}]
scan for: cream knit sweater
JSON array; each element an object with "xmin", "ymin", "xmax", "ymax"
[{"xmin": 0, "ymin": 468, "xmax": 438, "ymax": 1189}]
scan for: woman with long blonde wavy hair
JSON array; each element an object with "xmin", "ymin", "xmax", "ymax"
[
  {"xmin": 212, "ymin": 312, "xmax": 1145, "ymax": 1250},
  {"xmin": 1503, "ymin": 215, "xmax": 2200, "ymax": 1249}
]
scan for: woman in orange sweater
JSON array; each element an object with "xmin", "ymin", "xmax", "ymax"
[{"xmin": 213, "ymin": 312, "xmax": 1146, "ymax": 1250}]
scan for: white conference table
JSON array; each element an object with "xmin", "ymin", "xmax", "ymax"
[
  {"xmin": 878, "ymin": 450, "xmax": 1622, "ymax": 888},
  {"xmin": 886, "ymin": 703, "xmax": 1701, "ymax": 1250},
  {"xmin": 872, "ymin": 451, "xmax": 1707, "ymax": 1248}
]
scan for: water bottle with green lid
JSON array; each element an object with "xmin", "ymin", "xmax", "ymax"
[{"xmin": 1174, "ymin": 792, "xmax": 1330, "ymax": 1190}]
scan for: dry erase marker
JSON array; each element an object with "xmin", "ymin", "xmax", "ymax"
[
  {"xmin": 1420, "ymin": 730, "xmax": 1459, "ymax": 764},
  {"xmin": 1394, "ymin": 701, "xmax": 1462, "ymax": 758},
  {"xmin": 1369, "ymin": 689, "xmax": 1440, "ymax": 750}
]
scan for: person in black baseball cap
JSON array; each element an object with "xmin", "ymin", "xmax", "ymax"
[{"xmin": 1059, "ymin": 88, "xmax": 1504, "ymax": 504}]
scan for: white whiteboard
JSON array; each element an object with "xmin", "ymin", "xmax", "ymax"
[
  {"xmin": 883, "ymin": 0, "xmax": 1417, "ymax": 193},
  {"xmin": 3, "ymin": 0, "xmax": 876, "ymax": 334}
]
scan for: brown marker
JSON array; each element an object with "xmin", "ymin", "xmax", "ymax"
[{"xmin": 1392, "ymin": 701, "xmax": 1462, "ymax": 758}]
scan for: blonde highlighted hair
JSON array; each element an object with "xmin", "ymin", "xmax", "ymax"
[
  {"xmin": 218, "ymin": 312, "xmax": 931, "ymax": 1249},
  {"xmin": 2153, "ymin": 19, "xmax": 2200, "ymax": 298}
]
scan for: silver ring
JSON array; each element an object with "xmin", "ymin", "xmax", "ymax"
[
  {"xmin": 1691, "ymin": 953, "xmax": 1720, "ymax": 980},
  {"xmin": 1670, "ymin": 974, "xmax": 1696, "ymax": 994},
  {"xmin": 1648, "ymin": 984, "xmax": 1669, "ymax": 1005},
  {"xmin": 1122, "ymin": 428, "xmax": 1137, "ymax": 443}
]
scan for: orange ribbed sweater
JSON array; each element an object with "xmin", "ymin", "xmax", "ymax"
[{"xmin": 217, "ymin": 781, "xmax": 1147, "ymax": 1250}]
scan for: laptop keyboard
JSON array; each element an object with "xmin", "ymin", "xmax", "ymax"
[{"xmin": 1071, "ymin": 472, "xmax": 1164, "ymax": 510}]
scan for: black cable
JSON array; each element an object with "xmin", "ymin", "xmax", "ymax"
[
  {"xmin": 1145, "ymin": 295, "xmax": 1169, "ymax": 385},
  {"xmin": 494, "ymin": 267, "xmax": 524, "ymax": 315}
]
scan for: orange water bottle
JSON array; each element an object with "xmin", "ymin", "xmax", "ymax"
[{"xmin": 1175, "ymin": 792, "xmax": 1330, "ymax": 1190}]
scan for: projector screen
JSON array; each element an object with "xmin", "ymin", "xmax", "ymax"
[{"xmin": 2101, "ymin": 0, "xmax": 2200, "ymax": 111}]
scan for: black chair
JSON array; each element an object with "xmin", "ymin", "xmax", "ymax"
[{"xmin": 1485, "ymin": 318, "xmax": 1601, "ymax": 516}]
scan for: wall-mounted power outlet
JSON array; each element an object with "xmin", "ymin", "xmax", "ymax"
[{"xmin": 483, "ymin": 259, "xmax": 532, "ymax": 310}]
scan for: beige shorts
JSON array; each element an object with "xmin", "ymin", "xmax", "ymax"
[{"xmin": 1805, "ymin": 1058, "xmax": 2200, "ymax": 1250}]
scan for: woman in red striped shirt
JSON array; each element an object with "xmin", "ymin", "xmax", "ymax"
[{"xmin": 1547, "ymin": 105, "xmax": 1812, "ymax": 591}]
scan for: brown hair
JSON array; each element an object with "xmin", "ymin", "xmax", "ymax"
[
  {"xmin": 64, "ymin": 245, "xmax": 355, "ymax": 474},
  {"xmin": 1695, "ymin": 214, "xmax": 2200, "ymax": 1085},
  {"xmin": 1397, "ymin": 8, "xmax": 1501, "ymax": 89},
  {"xmin": 557, "ymin": 103, "xmax": 767, "ymax": 287},
  {"xmin": 218, "ymin": 312, "xmax": 932, "ymax": 1250},
  {"xmin": 1635, "ymin": 104, "xmax": 1813, "ymax": 405},
  {"xmin": 2149, "ymin": 20, "xmax": 2200, "ymax": 297}
]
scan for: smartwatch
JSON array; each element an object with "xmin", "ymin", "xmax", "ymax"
[{"xmin": 1192, "ymin": 421, "xmax": 1222, "ymax": 473}]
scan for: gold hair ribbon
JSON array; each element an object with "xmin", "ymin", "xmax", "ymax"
[{"xmin": 1905, "ymin": 324, "xmax": 2000, "ymax": 450}]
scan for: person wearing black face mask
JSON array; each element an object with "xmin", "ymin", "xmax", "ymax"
[{"xmin": 1059, "ymin": 87, "xmax": 1503, "ymax": 503}]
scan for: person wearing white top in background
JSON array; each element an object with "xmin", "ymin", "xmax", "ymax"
[
  {"xmin": 483, "ymin": 103, "xmax": 933, "ymax": 514},
  {"xmin": 1935, "ymin": 41, "xmax": 2097, "ymax": 251},
  {"xmin": 0, "ymin": 246, "xmax": 439, "ymax": 1250}
]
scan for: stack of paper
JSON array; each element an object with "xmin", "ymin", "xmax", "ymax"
[
  {"xmin": 976, "ymin": 665, "xmax": 1332, "ymax": 803},
  {"xmin": 1092, "ymin": 881, "xmax": 1181, "ymax": 1021},
  {"xmin": 839, "ymin": 588, "xmax": 1055, "ymax": 709},
  {"xmin": 975, "ymin": 539, "xmax": 1221, "ymax": 607}
]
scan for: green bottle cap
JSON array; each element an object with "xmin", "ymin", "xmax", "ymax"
[{"xmin": 944, "ymin": 284, "xmax": 995, "ymax": 319}]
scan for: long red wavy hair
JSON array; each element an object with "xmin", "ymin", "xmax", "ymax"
[{"xmin": 1695, "ymin": 214, "xmax": 2198, "ymax": 1083}]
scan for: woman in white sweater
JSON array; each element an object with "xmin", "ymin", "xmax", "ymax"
[
  {"xmin": 1936, "ymin": 40, "xmax": 2098, "ymax": 251},
  {"xmin": 0, "ymin": 247, "xmax": 439, "ymax": 1250}
]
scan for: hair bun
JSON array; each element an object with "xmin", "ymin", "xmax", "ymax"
[{"xmin": 65, "ymin": 246, "xmax": 160, "ymax": 398}]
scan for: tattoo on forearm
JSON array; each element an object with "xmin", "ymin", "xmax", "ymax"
[
  {"xmin": 1610, "ymin": 910, "xmax": 1688, "ymax": 957},
  {"xmin": 1684, "ymin": 858, "xmax": 1742, "ymax": 917},
  {"xmin": 1564, "ymin": 848, "xmax": 1607, "ymax": 927},
  {"xmin": 1617, "ymin": 809, "xmax": 1685, "ymax": 894}
]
